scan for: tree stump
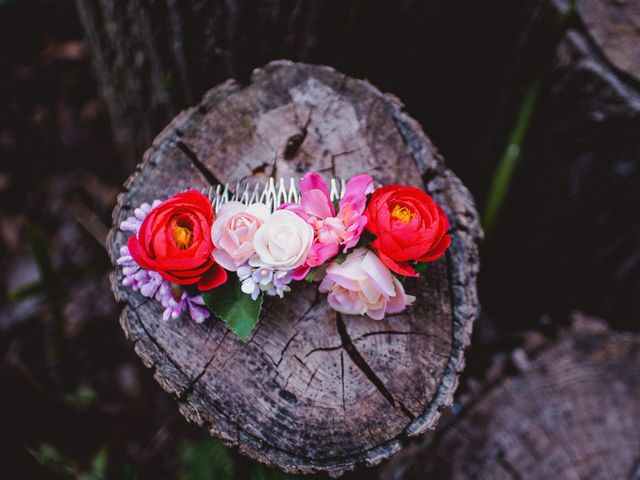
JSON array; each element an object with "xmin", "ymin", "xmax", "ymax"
[
  {"xmin": 106, "ymin": 61, "xmax": 481, "ymax": 476},
  {"xmin": 395, "ymin": 315, "xmax": 640, "ymax": 480}
]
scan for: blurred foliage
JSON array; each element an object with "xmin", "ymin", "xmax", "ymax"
[
  {"xmin": 178, "ymin": 437, "xmax": 234, "ymax": 480},
  {"xmin": 482, "ymin": 78, "xmax": 541, "ymax": 235},
  {"xmin": 27, "ymin": 222, "xmax": 64, "ymax": 322},
  {"xmin": 251, "ymin": 464, "xmax": 296, "ymax": 480},
  {"xmin": 482, "ymin": 0, "xmax": 576, "ymax": 237},
  {"xmin": 64, "ymin": 385, "xmax": 97, "ymax": 411},
  {"xmin": 31, "ymin": 444, "xmax": 108, "ymax": 480},
  {"xmin": 177, "ymin": 436, "xmax": 296, "ymax": 480}
]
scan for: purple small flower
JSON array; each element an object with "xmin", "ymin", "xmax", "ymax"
[
  {"xmin": 237, "ymin": 264, "xmax": 253, "ymax": 281},
  {"xmin": 155, "ymin": 279, "xmax": 210, "ymax": 323},
  {"xmin": 234, "ymin": 262, "xmax": 294, "ymax": 300},
  {"xmin": 120, "ymin": 200, "xmax": 162, "ymax": 233},
  {"xmin": 185, "ymin": 295, "xmax": 210, "ymax": 324},
  {"xmin": 252, "ymin": 267, "xmax": 274, "ymax": 286},
  {"xmin": 241, "ymin": 276, "xmax": 261, "ymax": 301},
  {"xmin": 117, "ymin": 198, "xmax": 209, "ymax": 324},
  {"xmin": 267, "ymin": 269, "xmax": 293, "ymax": 298}
]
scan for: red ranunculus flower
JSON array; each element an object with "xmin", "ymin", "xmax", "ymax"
[
  {"xmin": 128, "ymin": 190, "xmax": 227, "ymax": 291},
  {"xmin": 364, "ymin": 185, "xmax": 450, "ymax": 277}
]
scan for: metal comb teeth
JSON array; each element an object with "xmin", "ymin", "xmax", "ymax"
[{"xmin": 201, "ymin": 177, "xmax": 347, "ymax": 213}]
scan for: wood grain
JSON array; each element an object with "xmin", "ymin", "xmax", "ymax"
[
  {"xmin": 396, "ymin": 316, "xmax": 640, "ymax": 480},
  {"xmin": 106, "ymin": 61, "xmax": 481, "ymax": 476}
]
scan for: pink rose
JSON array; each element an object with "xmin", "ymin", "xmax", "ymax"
[
  {"xmin": 281, "ymin": 172, "xmax": 373, "ymax": 280},
  {"xmin": 319, "ymin": 248, "xmax": 415, "ymax": 320},
  {"xmin": 211, "ymin": 201, "xmax": 269, "ymax": 271}
]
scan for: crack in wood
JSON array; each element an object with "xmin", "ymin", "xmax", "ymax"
[
  {"xmin": 352, "ymin": 330, "xmax": 435, "ymax": 342},
  {"xmin": 293, "ymin": 289, "xmax": 322, "ymax": 325},
  {"xmin": 175, "ymin": 140, "xmax": 223, "ymax": 188},
  {"xmin": 275, "ymin": 331, "xmax": 299, "ymax": 367},
  {"xmin": 283, "ymin": 107, "xmax": 312, "ymax": 160},
  {"xmin": 336, "ymin": 313, "xmax": 415, "ymax": 420},
  {"xmin": 131, "ymin": 308, "xmax": 189, "ymax": 392},
  {"xmin": 340, "ymin": 351, "xmax": 346, "ymax": 412},
  {"xmin": 305, "ymin": 366, "xmax": 319, "ymax": 393},
  {"xmin": 496, "ymin": 452, "xmax": 523, "ymax": 480},
  {"xmin": 179, "ymin": 330, "xmax": 230, "ymax": 401},
  {"xmin": 305, "ymin": 345, "xmax": 343, "ymax": 357}
]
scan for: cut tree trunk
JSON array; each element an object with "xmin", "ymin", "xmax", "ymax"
[
  {"xmin": 106, "ymin": 61, "xmax": 481, "ymax": 476},
  {"xmin": 74, "ymin": 0, "xmax": 336, "ymax": 170},
  {"xmin": 74, "ymin": 0, "xmax": 530, "ymax": 179},
  {"xmin": 482, "ymin": 0, "xmax": 640, "ymax": 328},
  {"xmin": 388, "ymin": 314, "xmax": 640, "ymax": 480}
]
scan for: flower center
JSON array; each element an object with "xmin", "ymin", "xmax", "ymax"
[
  {"xmin": 173, "ymin": 220, "xmax": 194, "ymax": 250},
  {"xmin": 391, "ymin": 204, "xmax": 414, "ymax": 224}
]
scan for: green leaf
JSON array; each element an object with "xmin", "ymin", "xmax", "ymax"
[
  {"xmin": 332, "ymin": 198, "xmax": 340, "ymax": 214},
  {"xmin": 31, "ymin": 443, "xmax": 78, "ymax": 477},
  {"xmin": 64, "ymin": 385, "xmax": 97, "ymax": 411},
  {"xmin": 304, "ymin": 269, "xmax": 317, "ymax": 283},
  {"xmin": 89, "ymin": 448, "xmax": 108, "ymax": 480},
  {"xmin": 482, "ymin": 77, "xmax": 541, "ymax": 237},
  {"xmin": 202, "ymin": 277, "xmax": 262, "ymax": 341},
  {"xmin": 414, "ymin": 262, "xmax": 429, "ymax": 275},
  {"xmin": 178, "ymin": 437, "xmax": 234, "ymax": 480},
  {"xmin": 334, "ymin": 253, "xmax": 347, "ymax": 264}
]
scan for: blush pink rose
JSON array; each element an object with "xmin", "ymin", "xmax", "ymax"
[
  {"xmin": 319, "ymin": 248, "xmax": 415, "ymax": 320},
  {"xmin": 211, "ymin": 201, "xmax": 269, "ymax": 271}
]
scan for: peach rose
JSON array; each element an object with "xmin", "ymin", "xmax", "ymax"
[
  {"xmin": 211, "ymin": 201, "xmax": 270, "ymax": 271},
  {"xmin": 319, "ymin": 248, "xmax": 415, "ymax": 319}
]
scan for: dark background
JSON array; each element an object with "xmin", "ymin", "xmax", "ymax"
[{"xmin": 1, "ymin": 0, "xmax": 638, "ymax": 478}]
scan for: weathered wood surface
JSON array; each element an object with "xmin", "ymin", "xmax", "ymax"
[
  {"xmin": 75, "ymin": 0, "xmax": 529, "ymax": 175},
  {"xmin": 391, "ymin": 315, "xmax": 640, "ymax": 480},
  {"xmin": 106, "ymin": 61, "xmax": 481, "ymax": 476},
  {"xmin": 572, "ymin": 0, "xmax": 640, "ymax": 82},
  {"xmin": 74, "ymin": 0, "xmax": 338, "ymax": 170}
]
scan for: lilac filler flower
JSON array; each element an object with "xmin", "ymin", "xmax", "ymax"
[
  {"xmin": 238, "ymin": 264, "xmax": 261, "ymax": 301},
  {"xmin": 155, "ymin": 282, "xmax": 210, "ymax": 323},
  {"xmin": 269, "ymin": 270, "xmax": 293, "ymax": 298},
  {"xmin": 252, "ymin": 267, "xmax": 274, "ymax": 286},
  {"xmin": 117, "ymin": 244, "xmax": 163, "ymax": 295},
  {"xmin": 237, "ymin": 264, "xmax": 292, "ymax": 299},
  {"xmin": 119, "ymin": 200, "xmax": 162, "ymax": 233},
  {"xmin": 117, "ymin": 199, "xmax": 210, "ymax": 324}
]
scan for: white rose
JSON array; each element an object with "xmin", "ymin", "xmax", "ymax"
[{"xmin": 250, "ymin": 210, "xmax": 314, "ymax": 270}]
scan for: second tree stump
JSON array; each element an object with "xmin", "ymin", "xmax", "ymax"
[
  {"xmin": 107, "ymin": 61, "xmax": 481, "ymax": 476},
  {"xmin": 392, "ymin": 315, "xmax": 640, "ymax": 480}
]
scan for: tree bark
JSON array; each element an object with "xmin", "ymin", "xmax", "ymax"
[
  {"xmin": 74, "ymin": 0, "xmax": 531, "ymax": 178},
  {"xmin": 74, "ymin": 0, "xmax": 331, "ymax": 170},
  {"xmin": 482, "ymin": 0, "xmax": 640, "ymax": 328},
  {"xmin": 386, "ymin": 314, "xmax": 640, "ymax": 479},
  {"xmin": 106, "ymin": 61, "xmax": 481, "ymax": 476}
]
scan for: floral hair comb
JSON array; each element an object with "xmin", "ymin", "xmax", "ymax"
[
  {"xmin": 202, "ymin": 176, "xmax": 349, "ymax": 213},
  {"xmin": 117, "ymin": 172, "xmax": 451, "ymax": 340}
]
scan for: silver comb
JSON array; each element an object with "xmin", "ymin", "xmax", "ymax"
[{"xmin": 201, "ymin": 177, "xmax": 347, "ymax": 213}]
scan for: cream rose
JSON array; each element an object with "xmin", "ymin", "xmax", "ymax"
[
  {"xmin": 319, "ymin": 248, "xmax": 415, "ymax": 320},
  {"xmin": 211, "ymin": 201, "xmax": 270, "ymax": 271},
  {"xmin": 249, "ymin": 210, "xmax": 314, "ymax": 270}
]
